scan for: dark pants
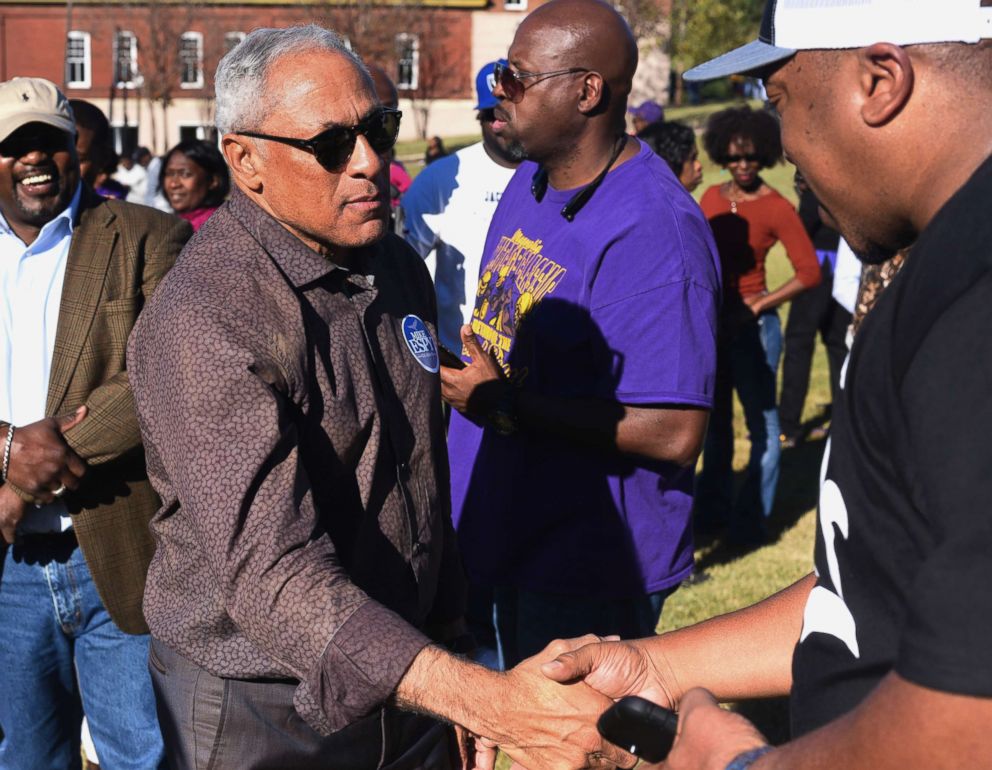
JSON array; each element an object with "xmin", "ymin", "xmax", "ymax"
[
  {"xmin": 490, "ymin": 585, "xmax": 677, "ymax": 669},
  {"xmin": 695, "ymin": 310, "xmax": 782, "ymax": 541},
  {"xmin": 149, "ymin": 637, "xmax": 452, "ymax": 770},
  {"xmin": 779, "ymin": 261, "xmax": 852, "ymax": 438}
]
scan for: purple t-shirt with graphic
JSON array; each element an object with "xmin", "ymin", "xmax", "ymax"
[{"xmin": 448, "ymin": 141, "xmax": 721, "ymax": 597}]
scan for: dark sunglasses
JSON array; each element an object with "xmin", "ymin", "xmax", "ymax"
[
  {"xmin": 0, "ymin": 124, "xmax": 72, "ymax": 159},
  {"xmin": 492, "ymin": 61, "xmax": 590, "ymax": 104},
  {"xmin": 726, "ymin": 153, "xmax": 760, "ymax": 165},
  {"xmin": 235, "ymin": 108, "xmax": 401, "ymax": 171}
]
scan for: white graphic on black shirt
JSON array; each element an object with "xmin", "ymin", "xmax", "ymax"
[{"xmin": 799, "ymin": 436, "xmax": 861, "ymax": 658}]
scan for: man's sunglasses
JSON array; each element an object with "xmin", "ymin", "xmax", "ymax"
[
  {"xmin": 492, "ymin": 61, "xmax": 590, "ymax": 104},
  {"xmin": 726, "ymin": 153, "xmax": 760, "ymax": 165},
  {"xmin": 235, "ymin": 107, "xmax": 402, "ymax": 171}
]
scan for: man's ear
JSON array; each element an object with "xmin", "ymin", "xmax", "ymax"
[
  {"xmin": 857, "ymin": 43, "xmax": 914, "ymax": 127},
  {"xmin": 221, "ymin": 134, "xmax": 262, "ymax": 192},
  {"xmin": 577, "ymin": 71, "xmax": 605, "ymax": 114}
]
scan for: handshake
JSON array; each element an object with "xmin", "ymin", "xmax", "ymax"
[{"xmin": 399, "ymin": 633, "xmax": 770, "ymax": 770}]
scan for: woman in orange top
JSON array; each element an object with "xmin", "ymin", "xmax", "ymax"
[{"xmin": 695, "ymin": 106, "xmax": 820, "ymax": 544}]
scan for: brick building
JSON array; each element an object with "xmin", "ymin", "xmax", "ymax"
[{"xmin": 0, "ymin": 0, "xmax": 668, "ymax": 153}]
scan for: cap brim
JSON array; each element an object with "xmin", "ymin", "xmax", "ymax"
[
  {"xmin": 0, "ymin": 113, "xmax": 75, "ymax": 144},
  {"xmin": 683, "ymin": 39, "xmax": 796, "ymax": 82},
  {"xmin": 475, "ymin": 98, "xmax": 498, "ymax": 111}
]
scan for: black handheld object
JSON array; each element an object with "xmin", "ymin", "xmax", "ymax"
[
  {"xmin": 438, "ymin": 345, "xmax": 466, "ymax": 370},
  {"xmin": 597, "ymin": 696, "xmax": 679, "ymax": 763}
]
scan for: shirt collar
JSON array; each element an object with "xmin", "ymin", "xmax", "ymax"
[
  {"xmin": 228, "ymin": 187, "xmax": 353, "ymax": 288},
  {"xmin": 0, "ymin": 182, "xmax": 82, "ymax": 248}
]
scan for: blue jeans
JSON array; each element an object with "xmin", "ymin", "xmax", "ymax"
[
  {"xmin": 696, "ymin": 310, "xmax": 782, "ymax": 540},
  {"xmin": 0, "ymin": 535, "xmax": 164, "ymax": 770}
]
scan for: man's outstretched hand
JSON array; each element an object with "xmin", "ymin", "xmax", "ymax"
[
  {"xmin": 541, "ymin": 637, "xmax": 679, "ymax": 710},
  {"xmin": 486, "ymin": 637, "xmax": 638, "ymax": 770},
  {"xmin": 6, "ymin": 407, "xmax": 87, "ymax": 503}
]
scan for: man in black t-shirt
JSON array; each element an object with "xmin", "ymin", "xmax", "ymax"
[{"xmin": 523, "ymin": 2, "xmax": 992, "ymax": 770}]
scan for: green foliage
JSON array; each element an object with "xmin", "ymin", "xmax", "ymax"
[{"xmin": 667, "ymin": 0, "xmax": 765, "ymax": 74}]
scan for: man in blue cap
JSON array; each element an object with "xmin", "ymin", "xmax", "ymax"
[
  {"xmin": 402, "ymin": 61, "xmax": 521, "ymax": 356},
  {"xmin": 535, "ymin": 1, "xmax": 992, "ymax": 769}
]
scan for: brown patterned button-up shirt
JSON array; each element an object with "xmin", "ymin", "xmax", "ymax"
[{"xmin": 128, "ymin": 189, "xmax": 464, "ymax": 735}]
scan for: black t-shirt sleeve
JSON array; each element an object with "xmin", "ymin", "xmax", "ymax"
[{"xmin": 896, "ymin": 273, "xmax": 992, "ymax": 696}]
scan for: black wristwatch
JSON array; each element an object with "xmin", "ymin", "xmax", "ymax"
[{"xmin": 488, "ymin": 384, "xmax": 519, "ymax": 436}]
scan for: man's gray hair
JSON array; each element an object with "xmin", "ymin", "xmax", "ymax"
[{"xmin": 215, "ymin": 24, "xmax": 366, "ymax": 135}]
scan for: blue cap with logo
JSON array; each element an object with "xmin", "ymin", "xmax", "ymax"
[{"xmin": 474, "ymin": 61, "xmax": 501, "ymax": 111}]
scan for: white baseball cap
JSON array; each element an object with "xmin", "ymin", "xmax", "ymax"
[{"xmin": 684, "ymin": 0, "xmax": 992, "ymax": 82}]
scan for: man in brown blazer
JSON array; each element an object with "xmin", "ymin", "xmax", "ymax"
[{"xmin": 0, "ymin": 78, "xmax": 189, "ymax": 770}]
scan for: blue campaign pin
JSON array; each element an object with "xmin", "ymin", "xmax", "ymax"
[{"xmin": 401, "ymin": 315, "xmax": 439, "ymax": 373}]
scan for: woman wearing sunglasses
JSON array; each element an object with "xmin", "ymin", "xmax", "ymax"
[{"xmin": 694, "ymin": 105, "xmax": 820, "ymax": 545}]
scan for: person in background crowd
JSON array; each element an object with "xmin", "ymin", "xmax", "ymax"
[
  {"xmin": 67, "ymin": 99, "xmax": 126, "ymax": 199},
  {"xmin": 424, "ymin": 135, "xmax": 447, "ymax": 165},
  {"xmin": 402, "ymin": 60, "xmax": 521, "ymax": 353},
  {"xmin": 638, "ymin": 120, "xmax": 703, "ymax": 192},
  {"xmin": 115, "ymin": 149, "xmax": 148, "ymax": 205},
  {"xmin": 159, "ymin": 139, "xmax": 229, "ymax": 231},
  {"xmin": 695, "ymin": 105, "xmax": 819, "ymax": 544},
  {"xmin": 128, "ymin": 25, "xmax": 634, "ymax": 770},
  {"xmin": 778, "ymin": 172, "xmax": 853, "ymax": 448},
  {"xmin": 627, "ymin": 99, "xmax": 664, "ymax": 133},
  {"xmin": 368, "ymin": 64, "xmax": 412, "ymax": 227},
  {"xmin": 442, "ymin": 0, "xmax": 720, "ymax": 668},
  {"xmin": 136, "ymin": 146, "xmax": 172, "ymax": 213},
  {"xmin": 0, "ymin": 76, "xmax": 188, "ymax": 770},
  {"xmin": 540, "ymin": 4, "xmax": 992, "ymax": 769}
]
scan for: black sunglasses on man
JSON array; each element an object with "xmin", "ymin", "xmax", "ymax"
[{"xmin": 235, "ymin": 107, "xmax": 402, "ymax": 172}]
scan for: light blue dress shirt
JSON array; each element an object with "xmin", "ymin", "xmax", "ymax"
[{"xmin": 0, "ymin": 183, "xmax": 82, "ymax": 532}]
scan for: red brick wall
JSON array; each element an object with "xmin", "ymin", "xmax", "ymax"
[{"xmin": 0, "ymin": 4, "xmax": 475, "ymax": 100}]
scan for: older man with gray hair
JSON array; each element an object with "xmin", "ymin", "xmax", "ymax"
[{"xmin": 128, "ymin": 25, "xmax": 633, "ymax": 770}]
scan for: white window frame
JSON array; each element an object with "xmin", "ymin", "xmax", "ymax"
[
  {"xmin": 504, "ymin": 0, "xmax": 528, "ymax": 10},
  {"xmin": 65, "ymin": 30, "xmax": 91, "ymax": 89},
  {"xmin": 114, "ymin": 30, "xmax": 138, "ymax": 89},
  {"xmin": 224, "ymin": 31, "xmax": 246, "ymax": 53},
  {"xmin": 395, "ymin": 33, "xmax": 419, "ymax": 91},
  {"xmin": 179, "ymin": 31, "xmax": 204, "ymax": 89}
]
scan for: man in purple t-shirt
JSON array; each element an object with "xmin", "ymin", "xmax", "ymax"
[{"xmin": 441, "ymin": 0, "xmax": 721, "ymax": 667}]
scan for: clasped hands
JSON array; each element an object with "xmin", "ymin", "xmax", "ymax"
[
  {"xmin": 0, "ymin": 407, "xmax": 88, "ymax": 543},
  {"xmin": 460, "ymin": 636, "xmax": 769, "ymax": 770}
]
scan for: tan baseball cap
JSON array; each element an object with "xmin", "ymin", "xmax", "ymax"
[{"xmin": 0, "ymin": 77, "xmax": 75, "ymax": 144}]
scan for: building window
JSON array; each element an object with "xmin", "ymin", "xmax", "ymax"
[
  {"xmin": 224, "ymin": 31, "xmax": 245, "ymax": 53},
  {"xmin": 179, "ymin": 32, "xmax": 203, "ymax": 89},
  {"xmin": 504, "ymin": 0, "xmax": 528, "ymax": 9},
  {"xmin": 178, "ymin": 124, "xmax": 217, "ymax": 144},
  {"xmin": 114, "ymin": 30, "xmax": 138, "ymax": 89},
  {"xmin": 111, "ymin": 124, "xmax": 139, "ymax": 159},
  {"xmin": 65, "ymin": 31, "xmax": 91, "ymax": 89},
  {"xmin": 395, "ymin": 34, "xmax": 419, "ymax": 91}
]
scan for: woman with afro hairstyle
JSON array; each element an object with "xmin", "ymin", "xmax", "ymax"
[{"xmin": 695, "ymin": 105, "xmax": 820, "ymax": 544}]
